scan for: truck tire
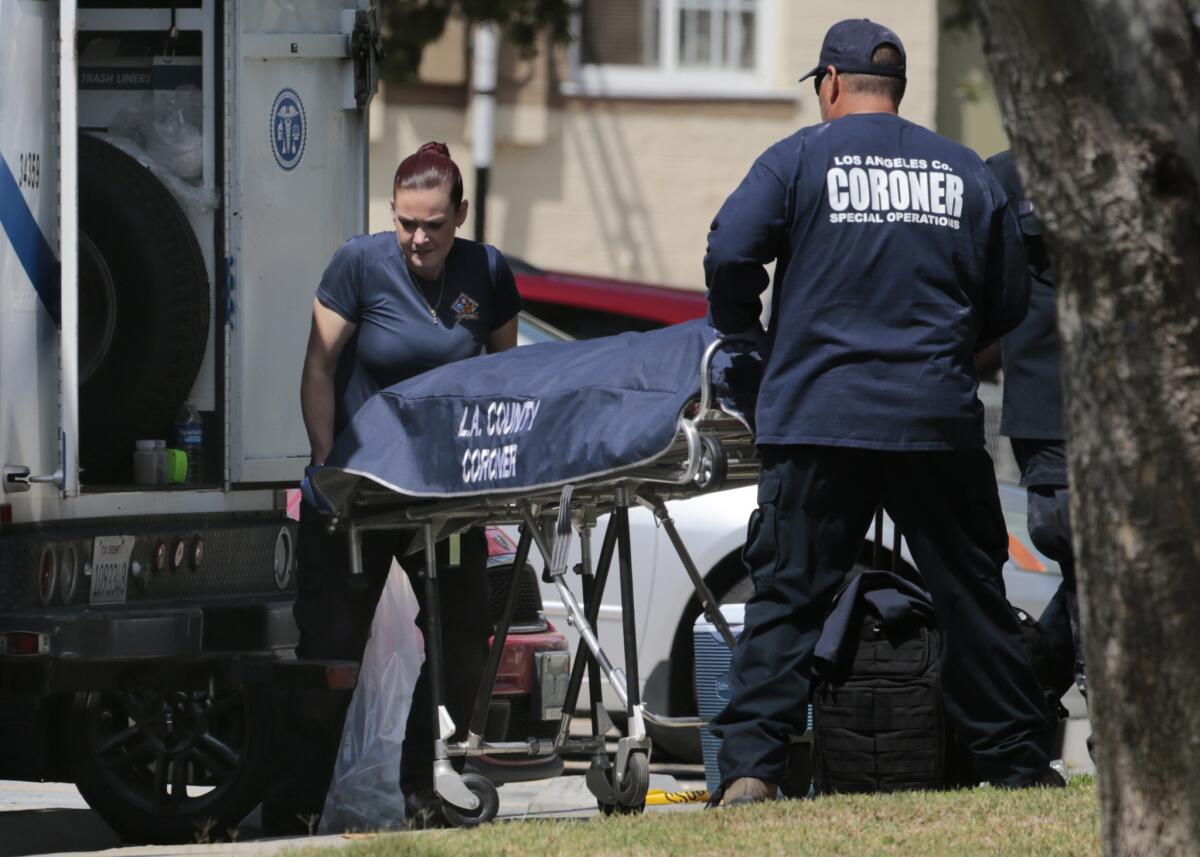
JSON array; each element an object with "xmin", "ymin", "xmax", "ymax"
[
  {"xmin": 67, "ymin": 683, "xmax": 271, "ymax": 844},
  {"xmin": 78, "ymin": 134, "xmax": 209, "ymax": 483}
]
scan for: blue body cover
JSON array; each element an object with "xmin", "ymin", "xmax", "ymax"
[{"xmin": 311, "ymin": 320, "xmax": 757, "ymax": 513}]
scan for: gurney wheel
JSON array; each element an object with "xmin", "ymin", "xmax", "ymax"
[
  {"xmin": 597, "ymin": 751, "xmax": 649, "ymax": 815},
  {"xmin": 694, "ymin": 434, "xmax": 727, "ymax": 491},
  {"xmin": 441, "ymin": 773, "xmax": 500, "ymax": 828}
]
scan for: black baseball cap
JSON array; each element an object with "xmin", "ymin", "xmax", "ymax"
[{"xmin": 799, "ymin": 19, "xmax": 907, "ymax": 82}]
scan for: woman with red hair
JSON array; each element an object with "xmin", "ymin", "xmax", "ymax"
[{"xmin": 265, "ymin": 143, "xmax": 521, "ymax": 832}]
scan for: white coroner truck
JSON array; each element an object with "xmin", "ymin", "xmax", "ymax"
[{"xmin": 0, "ymin": 0, "xmax": 381, "ymax": 841}]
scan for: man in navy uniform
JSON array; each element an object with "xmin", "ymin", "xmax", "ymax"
[
  {"xmin": 987, "ymin": 150, "xmax": 1087, "ymax": 717},
  {"xmin": 705, "ymin": 19, "xmax": 1062, "ymax": 804}
]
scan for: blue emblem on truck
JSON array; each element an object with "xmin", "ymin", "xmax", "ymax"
[{"xmin": 270, "ymin": 88, "xmax": 306, "ymax": 171}]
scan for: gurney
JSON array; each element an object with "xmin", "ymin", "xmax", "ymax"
[{"xmin": 311, "ymin": 320, "xmax": 760, "ymax": 824}]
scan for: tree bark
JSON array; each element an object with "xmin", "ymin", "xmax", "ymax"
[{"xmin": 974, "ymin": 2, "xmax": 1200, "ymax": 855}]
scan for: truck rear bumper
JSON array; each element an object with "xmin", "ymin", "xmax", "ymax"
[{"xmin": 0, "ymin": 595, "xmax": 319, "ymax": 692}]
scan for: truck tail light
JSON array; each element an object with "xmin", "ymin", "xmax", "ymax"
[
  {"xmin": 326, "ymin": 663, "xmax": 359, "ymax": 689},
  {"xmin": 170, "ymin": 537, "xmax": 186, "ymax": 572},
  {"xmin": 492, "ymin": 642, "xmax": 533, "ymax": 694},
  {"xmin": 273, "ymin": 527, "xmax": 293, "ymax": 589},
  {"xmin": 0, "ymin": 504, "xmax": 12, "ymax": 525},
  {"xmin": 60, "ymin": 545, "xmax": 79, "ymax": 603},
  {"xmin": 38, "ymin": 547, "xmax": 58, "ymax": 605},
  {"xmin": 190, "ymin": 535, "xmax": 204, "ymax": 571},
  {"xmin": 0, "ymin": 631, "xmax": 49, "ymax": 655}
]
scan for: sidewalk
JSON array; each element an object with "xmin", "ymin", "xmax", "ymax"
[{"xmin": 35, "ymin": 772, "xmax": 706, "ymax": 857}]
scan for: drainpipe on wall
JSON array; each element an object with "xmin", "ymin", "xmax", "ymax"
[{"xmin": 471, "ymin": 23, "xmax": 498, "ymax": 243}]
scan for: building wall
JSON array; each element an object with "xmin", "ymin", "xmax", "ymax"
[
  {"xmin": 935, "ymin": 0, "xmax": 1010, "ymax": 160},
  {"xmin": 369, "ymin": 1, "xmax": 967, "ymax": 290}
]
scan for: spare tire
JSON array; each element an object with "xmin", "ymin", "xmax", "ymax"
[{"xmin": 78, "ymin": 134, "xmax": 209, "ymax": 483}]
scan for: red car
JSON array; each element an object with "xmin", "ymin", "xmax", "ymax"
[
  {"xmin": 509, "ymin": 256, "xmax": 706, "ymax": 340},
  {"xmin": 471, "ymin": 527, "xmax": 569, "ymax": 783}
]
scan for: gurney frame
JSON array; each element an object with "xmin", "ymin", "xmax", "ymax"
[{"xmin": 326, "ymin": 338, "xmax": 758, "ymax": 824}]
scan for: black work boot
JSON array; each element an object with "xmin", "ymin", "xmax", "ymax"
[
  {"xmin": 719, "ymin": 778, "xmax": 779, "ymax": 806},
  {"xmin": 1017, "ymin": 767, "xmax": 1068, "ymax": 789}
]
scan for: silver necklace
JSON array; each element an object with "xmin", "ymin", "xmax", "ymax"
[{"xmin": 409, "ymin": 265, "xmax": 445, "ymax": 324}]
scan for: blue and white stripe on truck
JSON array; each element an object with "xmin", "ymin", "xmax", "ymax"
[{"xmin": 0, "ymin": 153, "xmax": 59, "ymax": 322}]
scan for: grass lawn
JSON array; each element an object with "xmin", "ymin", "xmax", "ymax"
[{"xmin": 293, "ymin": 777, "xmax": 1099, "ymax": 857}]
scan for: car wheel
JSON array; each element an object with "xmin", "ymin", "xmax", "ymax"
[
  {"xmin": 719, "ymin": 575, "xmax": 755, "ymax": 607},
  {"xmin": 67, "ymin": 683, "xmax": 271, "ymax": 843}
]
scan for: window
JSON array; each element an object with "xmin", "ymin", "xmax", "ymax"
[
  {"xmin": 570, "ymin": 0, "xmax": 776, "ymax": 98},
  {"xmin": 676, "ymin": 0, "xmax": 757, "ymax": 70}
]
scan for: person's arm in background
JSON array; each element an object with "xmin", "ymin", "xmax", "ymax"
[
  {"xmin": 486, "ymin": 247, "xmax": 521, "ymax": 354},
  {"xmin": 977, "ymin": 188, "xmax": 1031, "ymax": 351},
  {"xmin": 704, "ymin": 146, "xmax": 789, "ymax": 335},
  {"xmin": 300, "ymin": 299, "xmax": 356, "ymax": 465}
]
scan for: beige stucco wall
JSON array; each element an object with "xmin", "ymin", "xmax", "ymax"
[
  {"xmin": 935, "ymin": 10, "xmax": 1010, "ymax": 159},
  {"xmin": 779, "ymin": 1, "xmax": 940, "ymax": 128},
  {"xmin": 368, "ymin": 1, "xmax": 948, "ymax": 290}
]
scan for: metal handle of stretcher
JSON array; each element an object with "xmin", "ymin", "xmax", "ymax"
[
  {"xmin": 697, "ymin": 337, "xmax": 725, "ymax": 417},
  {"xmin": 697, "ymin": 333, "xmax": 758, "ymax": 417}
]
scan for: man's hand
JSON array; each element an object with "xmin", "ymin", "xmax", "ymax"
[{"xmin": 721, "ymin": 323, "xmax": 767, "ymax": 352}]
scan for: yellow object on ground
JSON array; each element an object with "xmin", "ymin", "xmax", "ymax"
[{"xmin": 645, "ymin": 788, "xmax": 710, "ymax": 806}]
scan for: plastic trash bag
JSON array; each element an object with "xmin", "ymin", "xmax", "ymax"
[
  {"xmin": 101, "ymin": 110, "xmax": 218, "ymax": 212},
  {"xmin": 146, "ymin": 87, "xmax": 204, "ymax": 181},
  {"xmin": 319, "ymin": 561, "xmax": 424, "ymax": 832}
]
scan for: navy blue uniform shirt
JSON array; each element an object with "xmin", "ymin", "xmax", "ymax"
[
  {"xmin": 317, "ymin": 233, "xmax": 522, "ymax": 436},
  {"xmin": 987, "ymin": 150, "xmax": 1066, "ymax": 487},
  {"xmin": 705, "ymin": 113, "xmax": 1029, "ymax": 450},
  {"xmin": 986, "ymin": 150, "xmax": 1065, "ymax": 443}
]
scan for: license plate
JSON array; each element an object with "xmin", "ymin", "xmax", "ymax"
[{"xmin": 89, "ymin": 536, "xmax": 135, "ymax": 605}]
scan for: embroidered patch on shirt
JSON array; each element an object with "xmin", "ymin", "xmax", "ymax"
[{"xmin": 451, "ymin": 292, "xmax": 480, "ymax": 321}]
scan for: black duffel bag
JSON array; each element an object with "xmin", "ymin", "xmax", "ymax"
[
  {"xmin": 809, "ymin": 569, "xmax": 1062, "ymax": 794},
  {"xmin": 810, "ymin": 571, "xmax": 949, "ymax": 793}
]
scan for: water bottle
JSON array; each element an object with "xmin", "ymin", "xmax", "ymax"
[{"xmin": 174, "ymin": 402, "xmax": 204, "ymax": 486}]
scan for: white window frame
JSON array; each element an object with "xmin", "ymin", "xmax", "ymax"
[{"xmin": 563, "ymin": 0, "xmax": 783, "ymax": 100}]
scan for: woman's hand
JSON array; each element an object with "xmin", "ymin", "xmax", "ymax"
[
  {"xmin": 300, "ymin": 299, "xmax": 357, "ymax": 465},
  {"xmin": 487, "ymin": 316, "xmax": 518, "ymax": 354}
]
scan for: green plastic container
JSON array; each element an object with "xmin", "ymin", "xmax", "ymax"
[{"xmin": 164, "ymin": 448, "xmax": 188, "ymax": 484}]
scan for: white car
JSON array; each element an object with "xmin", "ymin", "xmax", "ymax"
[{"xmin": 516, "ymin": 314, "xmax": 1089, "ymax": 769}]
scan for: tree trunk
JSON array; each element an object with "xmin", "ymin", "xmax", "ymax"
[{"xmin": 974, "ymin": 2, "xmax": 1200, "ymax": 855}]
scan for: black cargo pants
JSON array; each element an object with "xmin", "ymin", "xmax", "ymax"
[
  {"xmin": 1027, "ymin": 483, "xmax": 1085, "ymax": 697},
  {"xmin": 261, "ymin": 502, "xmax": 490, "ymax": 833},
  {"xmin": 711, "ymin": 445, "xmax": 1054, "ymax": 789}
]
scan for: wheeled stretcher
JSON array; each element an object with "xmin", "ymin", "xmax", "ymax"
[{"xmin": 311, "ymin": 320, "xmax": 761, "ymax": 824}]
